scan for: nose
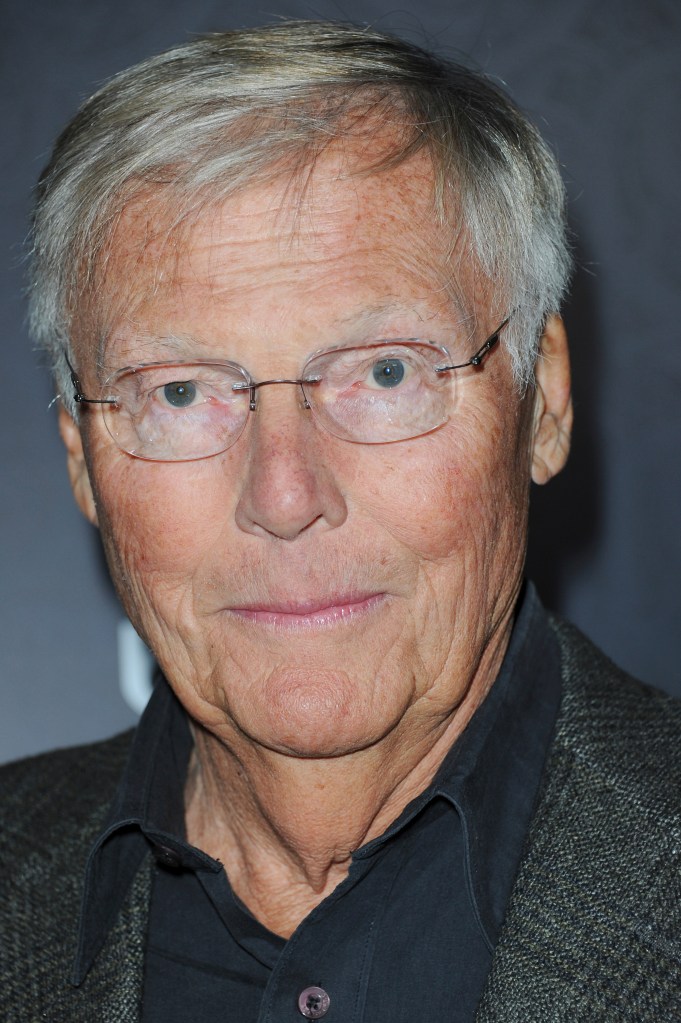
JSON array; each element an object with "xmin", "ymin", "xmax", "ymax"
[{"xmin": 234, "ymin": 386, "xmax": 348, "ymax": 541}]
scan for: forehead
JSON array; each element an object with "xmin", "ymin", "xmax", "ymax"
[{"xmin": 80, "ymin": 142, "xmax": 485, "ymax": 368}]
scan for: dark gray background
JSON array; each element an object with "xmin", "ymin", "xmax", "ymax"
[{"xmin": 2, "ymin": 0, "xmax": 680, "ymax": 764}]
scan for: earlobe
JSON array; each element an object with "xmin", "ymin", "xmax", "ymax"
[
  {"xmin": 58, "ymin": 406, "xmax": 99, "ymax": 526},
  {"xmin": 531, "ymin": 315, "xmax": 573, "ymax": 485}
]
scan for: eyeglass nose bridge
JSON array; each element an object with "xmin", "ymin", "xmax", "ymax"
[{"xmin": 232, "ymin": 376, "xmax": 321, "ymax": 412}]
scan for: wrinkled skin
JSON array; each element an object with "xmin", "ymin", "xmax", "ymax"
[{"xmin": 60, "ymin": 143, "xmax": 572, "ymax": 933}]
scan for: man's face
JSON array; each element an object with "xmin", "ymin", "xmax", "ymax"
[{"xmin": 66, "ymin": 145, "xmax": 551, "ymax": 763}]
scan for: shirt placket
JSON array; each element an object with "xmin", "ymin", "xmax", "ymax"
[{"xmin": 255, "ymin": 848, "xmax": 404, "ymax": 1023}]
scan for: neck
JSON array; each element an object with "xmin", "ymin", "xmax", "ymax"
[{"xmin": 184, "ymin": 723, "xmax": 444, "ymax": 935}]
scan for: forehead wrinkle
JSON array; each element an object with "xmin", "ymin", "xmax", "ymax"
[{"xmin": 124, "ymin": 233, "xmax": 461, "ymax": 321}]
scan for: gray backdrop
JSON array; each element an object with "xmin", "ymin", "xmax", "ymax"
[{"xmin": 2, "ymin": 0, "xmax": 680, "ymax": 764}]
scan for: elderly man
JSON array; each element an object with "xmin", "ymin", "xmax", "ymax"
[{"xmin": 2, "ymin": 20, "xmax": 679, "ymax": 1022}]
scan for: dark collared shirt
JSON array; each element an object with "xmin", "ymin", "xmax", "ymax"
[{"xmin": 74, "ymin": 583, "xmax": 561, "ymax": 1021}]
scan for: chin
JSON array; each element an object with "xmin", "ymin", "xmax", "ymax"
[{"xmin": 237, "ymin": 665, "xmax": 407, "ymax": 759}]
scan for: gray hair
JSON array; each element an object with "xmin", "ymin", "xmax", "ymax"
[{"xmin": 28, "ymin": 20, "xmax": 571, "ymax": 413}]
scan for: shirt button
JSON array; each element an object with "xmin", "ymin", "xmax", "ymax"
[{"xmin": 297, "ymin": 986, "xmax": 331, "ymax": 1019}]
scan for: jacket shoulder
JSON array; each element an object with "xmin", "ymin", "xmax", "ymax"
[
  {"xmin": 0, "ymin": 730, "xmax": 134, "ymax": 853},
  {"xmin": 549, "ymin": 615, "xmax": 681, "ymax": 810}
]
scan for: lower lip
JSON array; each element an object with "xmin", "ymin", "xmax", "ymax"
[{"xmin": 228, "ymin": 593, "xmax": 386, "ymax": 631}]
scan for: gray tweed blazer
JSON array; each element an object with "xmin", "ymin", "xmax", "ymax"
[{"xmin": 1, "ymin": 619, "xmax": 680, "ymax": 1022}]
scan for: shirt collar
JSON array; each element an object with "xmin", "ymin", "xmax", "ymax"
[
  {"xmin": 73, "ymin": 581, "xmax": 560, "ymax": 982},
  {"xmin": 437, "ymin": 581, "xmax": 562, "ymax": 945},
  {"xmin": 351, "ymin": 581, "xmax": 562, "ymax": 948}
]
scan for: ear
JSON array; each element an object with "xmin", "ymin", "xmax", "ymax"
[
  {"xmin": 531, "ymin": 314, "xmax": 573, "ymax": 485},
  {"xmin": 58, "ymin": 406, "xmax": 99, "ymax": 526}
]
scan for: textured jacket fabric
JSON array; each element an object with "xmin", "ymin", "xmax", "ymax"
[{"xmin": 1, "ymin": 619, "xmax": 680, "ymax": 1022}]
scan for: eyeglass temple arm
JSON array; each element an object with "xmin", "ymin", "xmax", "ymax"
[
  {"xmin": 64, "ymin": 353, "xmax": 111, "ymax": 405},
  {"xmin": 436, "ymin": 316, "xmax": 510, "ymax": 373}
]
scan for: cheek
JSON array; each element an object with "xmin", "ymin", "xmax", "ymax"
[
  {"xmin": 90, "ymin": 451, "xmax": 231, "ymax": 603},
  {"xmin": 354, "ymin": 403, "xmax": 528, "ymax": 565}
]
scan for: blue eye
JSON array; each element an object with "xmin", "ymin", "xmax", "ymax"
[
  {"xmin": 163, "ymin": 381, "xmax": 197, "ymax": 407},
  {"xmin": 372, "ymin": 358, "xmax": 405, "ymax": 388}
]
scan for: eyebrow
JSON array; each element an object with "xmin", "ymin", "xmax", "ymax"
[
  {"xmin": 98, "ymin": 332, "xmax": 210, "ymax": 374},
  {"xmin": 333, "ymin": 301, "xmax": 470, "ymax": 333}
]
